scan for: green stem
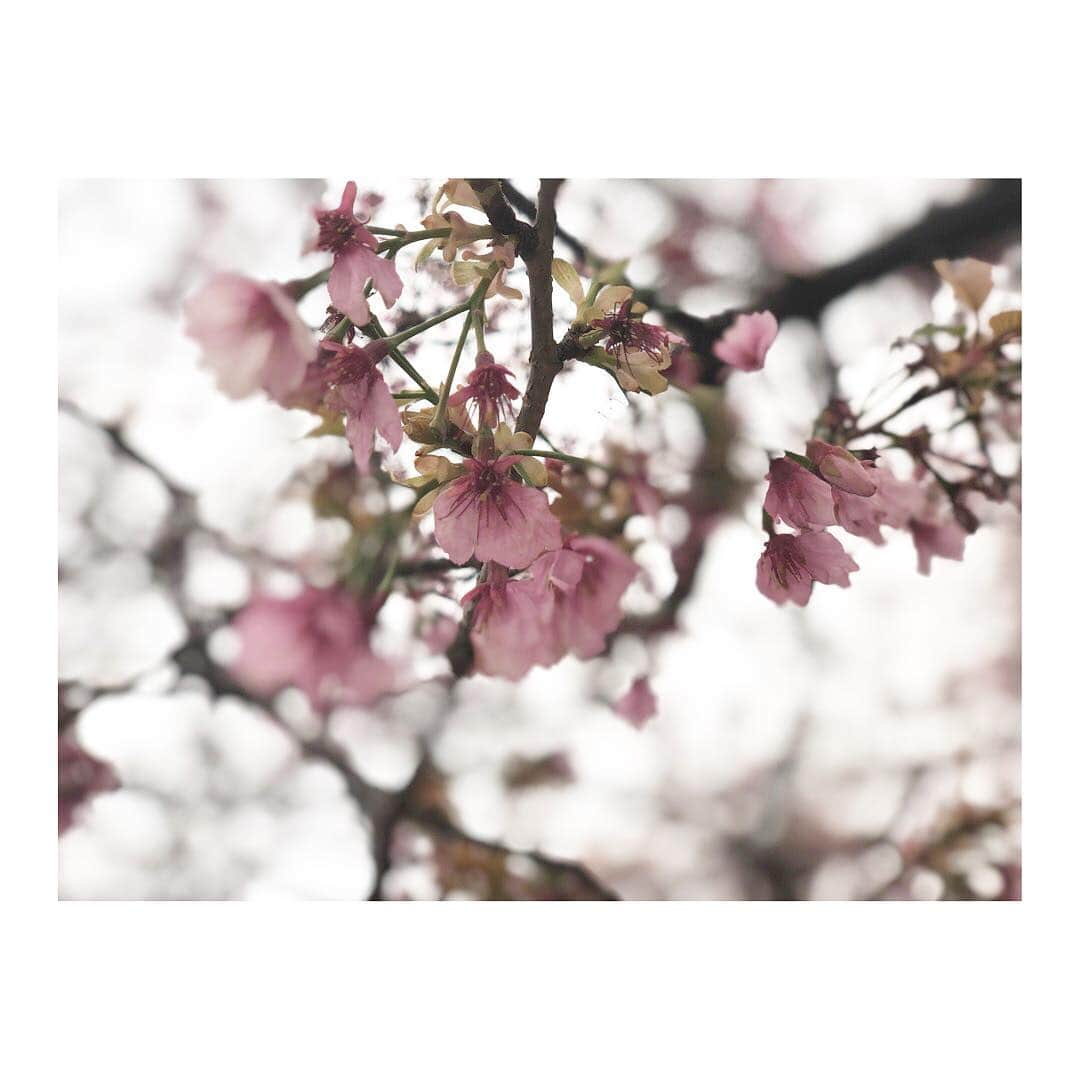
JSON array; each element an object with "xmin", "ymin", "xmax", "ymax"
[
  {"xmin": 376, "ymin": 227, "xmax": 452, "ymax": 255},
  {"xmin": 383, "ymin": 300, "xmax": 474, "ymax": 349},
  {"xmin": 429, "ymin": 271, "xmax": 498, "ymax": 437},
  {"xmin": 285, "ymin": 267, "xmax": 331, "ymax": 300},
  {"xmin": 326, "ymin": 316, "xmax": 353, "ymax": 344},
  {"xmin": 364, "ymin": 315, "xmax": 438, "ymax": 403},
  {"xmin": 431, "ymin": 310, "xmax": 473, "ymax": 438},
  {"xmin": 515, "ymin": 448, "xmax": 614, "ymax": 474},
  {"xmin": 473, "ymin": 306, "xmax": 487, "ymax": 354}
]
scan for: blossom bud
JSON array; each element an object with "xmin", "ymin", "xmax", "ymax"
[{"xmin": 806, "ymin": 439, "xmax": 878, "ymax": 497}]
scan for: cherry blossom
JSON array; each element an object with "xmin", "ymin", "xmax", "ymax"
[
  {"xmin": 316, "ymin": 341, "xmax": 403, "ymax": 473},
  {"xmin": 447, "ymin": 351, "xmax": 520, "ymax": 429},
  {"xmin": 756, "ymin": 532, "xmax": 859, "ymax": 606},
  {"xmin": 763, "ymin": 457, "xmax": 837, "ymax": 530},
  {"xmin": 310, "ymin": 181, "xmax": 402, "ymax": 326},
  {"xmin": 525, "ymin": 536, "xmax": 638, "ymax": 660},
  {"xmin": 910, "ymin": 518, "xmax": 967, "ymax": 575},
  {"xmin": 463, "ymin": 565, "xmax": 554, "ymax": 681},
  {"xmin": 806, "ymin": 438, "xmax": 878, "ymax": 497},
  {"xmin": 183, "ymin": 273, "xmax": 315, "ymax": 403},
  {"xmin": 229, "ymin": 586, "xmax": 396, "ymax": 710},
  {"xmin": 613, "ymin": 677, "xmax": 658, "ymax": 728},
  {"xmin": 712, "ymin": 311, "xmax": 778, "ymax": 372},
  {"xmin": 433, "ymin": 447, "xmax": 562, "ymax": 570}
]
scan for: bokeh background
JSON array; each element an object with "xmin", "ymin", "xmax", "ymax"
[{"xmin": 58, "ymin": 179, "xmax": 1020, "ymax": 900}]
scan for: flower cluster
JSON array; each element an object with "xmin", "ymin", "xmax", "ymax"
[
  {"xmin": 229, "ymin": 585, "xmax": 396, "ymax": 709},
  {"xmin": 755, "ymin": 258, "xmax": 1020, "ymax": 606},
  {"xmin": 180, "ymin": 179, "xmax": 1018, "ymax": 737},
  {"xmin": 464, "ymin": 534, "xmax": 638, "ymax": 681}
]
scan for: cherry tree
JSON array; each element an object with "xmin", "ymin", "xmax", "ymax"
[{"xmin": 59, "ymin": 179, "xmax": 1021, "ymax": 900}]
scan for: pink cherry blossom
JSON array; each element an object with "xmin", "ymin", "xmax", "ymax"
[
  {"xmin": 592, "ymin": 299, "xmax": 674, "ymax": 365},
  {"xmin": 833, "ymin": 473, "xmax": 887, "ymax": 544},
  {"xmin": 311, "ymin": 181, "xmax": 402, "ymax": 326},
  {"xmin": 59, "ymin": 736, "xmax": 119, "ymax": 834},
  {"xmin": 874, "ymin": 465, "xmax": 929, "ymax": 528},
  {"xmin": 318, "ymin": 341, "xmax": 403, "ymax": 473},
  {"xmin": 756, "ymin": 532, "xmax": 858, "ymax": 606},
  {"xmin": 833, "ymin": 461, "xmax": 926, "ymax": 543},
  {"xmin": 433, "ymin": 451, "xmax": 562, "ymax": 569},
  {"xmin": 526, "ymin": 536, "xmax": 638, "ymax": 660},
  {"xmin": 763, "ymin": 457, "xmax": 837, "ymax": 530},
  {"xmin": 806, "ymin": 439, "xmax": 878, "ymax": 497},
  {"xmin": 613, "ymin": 676, "xmax": 657, "ymax": 728},
  {"xmin": 183, "ymin": 273, "xmax": 316, "ymax": 403},
  {"xmin": 463, "ymin": 565, "xmax": 554, "ymax": 681},
  {"xmin": 447, "ymin": 351, "xmax": 521, "ymax": 429},
  {"xmin": 910, "ymin": 518, "xmax": 966, "ymax": 576},
  {"xmin": 229, "ymin": 586, "xmax": 396, "ymax": 710},
  {"xmin": 712, "ymin": 311, "xmax": 778, "ymax": 372}
]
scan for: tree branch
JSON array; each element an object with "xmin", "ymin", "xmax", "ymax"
[
  {"xmin": 465, "ymin": 178, "xmax": 536, "ymax": 257},
  {"xmin": 170, "ymin": 632, "xmax": 617, "ymax": 899},
  {"xmin": 514, "ymin": 178, "xmax": 563, "ymax": 439},
  {"xmin": 504, "ymin": 179, "xmax": 1021, "ymax": 384}
]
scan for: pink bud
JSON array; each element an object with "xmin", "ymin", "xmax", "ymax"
[{"xmin": 806, "ymin": 439, "xmax": 878, "ymax": 497}]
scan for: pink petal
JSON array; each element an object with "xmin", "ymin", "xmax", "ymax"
[
  {"xmin": 796, "ymin": 531, "xmax": 858, "ymax": 586},
  {"xmin": 764, "ymin": 458, "xmax": 837, "ymax": 529},
  {"xmin": 349, "ymin": 246, "xmax": 404, "ymax": 309},
  {"xmin": 366, "ymin": 369, "xmax": 404, "ymax": 452},
  {"xmin": 473, "ymin": 483, "xmax": 562, "ymax": 570},
  {"xmin": 433, "ymin": 478, "xmax": 482, "ymax": 564},
  {"xmin": 755, "ymin": 543, "xmax": 812, "ymax": 606},
  {"xmin": 469, "ymin": 580, "xmax": 553, "ymax": 681},
  {"xmin": 713, "ymin": 311, "xmax": 778, "ymax": 372},
  {"xmin": 328, "ymin": 250, "xmax": 373, "ymax": 325},
  {"xmin": 613, "ymin": 677, "xmax": 658, "ymax": 728}
]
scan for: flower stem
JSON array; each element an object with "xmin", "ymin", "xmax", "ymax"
[
  {"xmin": 383, "ymin": 300, "xmax": 474, "ymax": 349},
  {"xmin": 514, "ymin": 448, "xmax": 614, "ymax": 474},
  {"xmin": 285, "ymin": 267, "xmax": 331, "ymax": 300},
  {"xmin": 326, "ymin": 316, "xmax": 353, "ymax": 344},
  {"xmin": 363, "ymin": 315, "xmax": 439, "ymax": 403},
  {"xmin": 375, "ymin": 227, "xmax": 451, "ymax": 255},
  {"xmin": 431, "ymin": 310, "xmax": 473, "ymax": 439},
  {"xmin": 429, "ymin": 271, "xmax": 497, "ymax": 438}
]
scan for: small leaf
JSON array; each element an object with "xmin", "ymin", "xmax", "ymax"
[
  {"xmin": 452, "ymin": 260, "xmax": 482, "ymax": 287},
  {"xmin": 933, "ymin": 258, "xmax": 994, "ymax": 312},
  {"xmin": 989, "ymin": 309, "xmax": 1021, "ymax": 339},
  {"xmin": 411, "ymin": 486, "xmax": 442, "ymax": 520},
  {"xmin": 515, "ymin": 457, "xmax": 548, "ymax": 487},
  {"xmin": 414, "ymin": 237, "xmax": 440, "ymax": 269},
  {"xmin": 551, "ymin": 258, "xmax": 584, "ymax": 304}
]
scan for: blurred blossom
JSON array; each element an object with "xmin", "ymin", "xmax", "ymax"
[{"xmin": 229, "ymin": 586, "xmax": 396, "ymax": 710}]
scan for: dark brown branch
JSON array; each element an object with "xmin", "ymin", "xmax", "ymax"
[
  {"xmin": 408, "ymin": 807, "xmax": 620, "ymax": 901},
  {"xmin": 514, "ymin": 178, "xmax": 564, "ymax": 439},
  {"xmin": 171, "ymin": 631, "xmax": 616, "ymax": 898},
  {"xmin": 502, "ymin": 179, "xmax": 587, "ymax": 261},
  {"xmin": 504, "ymin": 180, "xmax": 1022, "ymax": 384},
  {"xmin": 465, "ymin": 178, "xmax": 537, "ymax": 257},
  {"xmin": 761, "ymin": 179, "xmax": 1020, "ymax": 322}
]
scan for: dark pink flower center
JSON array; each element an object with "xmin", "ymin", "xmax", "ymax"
[
  {"xmin": 592, "ymin": 301, "xmax": 670, "ymax": 362},
  {"xmin": 768, "ymin": 537, "xmax": 808, "ymax": 589},
  {"xmin": 315, "ymin": 208, "xmax": 363, "ymax": 255},
  {"xmin": 320, "ymin": 342, "xmax": 387, "ymax": 388},
  {"xmin": 445, "ymin": 461, "xmax": 528, "ymax": 528}
]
